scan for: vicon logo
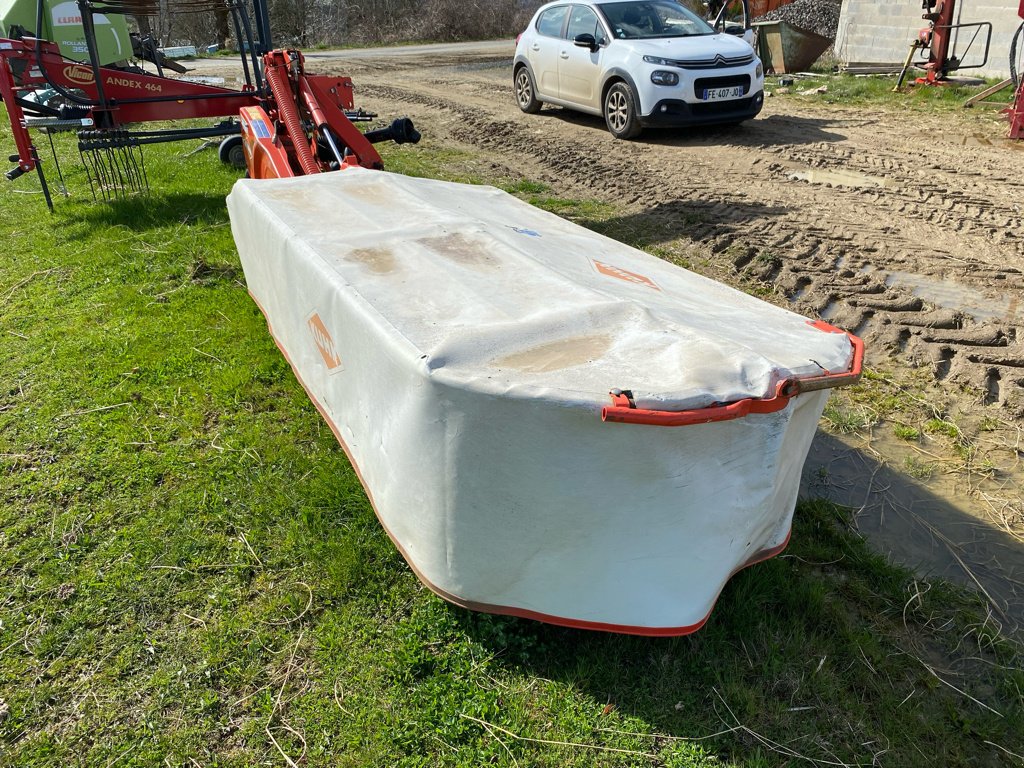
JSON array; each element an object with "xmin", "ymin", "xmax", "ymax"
[
  {"xmin": 62, "ymin": 64, "xmax": 94, "ymax": 85},
  {"xmin": 593, "ymin": 260, "xmax": 660, "ymax": 291},
  {"xmin": 308, "ymin": 312, "xmax": 343, "ymax": 371}
]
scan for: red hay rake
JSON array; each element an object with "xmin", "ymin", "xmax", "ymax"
[{"xmin": 0, "ymin": 0, "xmax": 418, "ymax": 207}]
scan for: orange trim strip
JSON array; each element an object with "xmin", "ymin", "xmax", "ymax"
[
  {"xmin": 797, "ymin": 320, "xmax": 864, "ymax": 393},
  {"xmin": 603, "ymin": 381, "xmax": 793, "ymax": 426},
  {"xmin": 247, "ymin": 292, "xmax": 792, "ymax": 635},
  {"xmin": 602, "ymin": 320, "xmax": 864, "ymax": 427}
]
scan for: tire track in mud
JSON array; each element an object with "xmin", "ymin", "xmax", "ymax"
[
  {"xmin": 360, "ymin": 77, "xmax": 1024, "ymax": 410},
  {"xmin": 760, "ymin": 136, "xmax": 1024, "ymax": 260}
]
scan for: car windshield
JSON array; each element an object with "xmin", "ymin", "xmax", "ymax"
[{"xmin": 597, "ymin": 1, "xmax": 715, "ymax": 39}]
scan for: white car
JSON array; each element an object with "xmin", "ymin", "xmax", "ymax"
[{"xmin": 513, "ymin": 0, "xmax": 765, "ymax": 139}]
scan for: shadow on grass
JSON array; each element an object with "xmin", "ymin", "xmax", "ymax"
[
  {"xmin": 532, "ymin": 107, "xmax": 846, "ymax": 147},
  {"xmin": 74, "ymin": 191, "xmax": 231, "ymax": 230},
  {"xmin": 803, "ymin": 430, "xmax": 1024, "ymax": 638}
]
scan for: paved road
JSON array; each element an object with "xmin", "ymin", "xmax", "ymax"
[
  {"xmin": 184, "ymin": 39, "xmax": 515, "ymax": 77},
  {"xmin": 304, "ymin": 40, "xmax": 514, "ymax": 60}
]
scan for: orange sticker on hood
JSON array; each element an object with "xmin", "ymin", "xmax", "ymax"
[
  {"xmin": 308, "ymin": 312, "xmax": 343, "ymax": 371},
  {"xmin": 593, "ymin": 260, "xmax": 660, "ymax": 291}
]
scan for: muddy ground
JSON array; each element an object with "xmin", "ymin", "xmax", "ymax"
[{"xmin": 195, "ymin": 47, "xmax": 1024, "ymax": 634}]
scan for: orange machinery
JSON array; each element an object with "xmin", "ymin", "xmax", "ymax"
[{"xmin": 238, "ymin": 49, "xmax": 418, "ymax": 180}]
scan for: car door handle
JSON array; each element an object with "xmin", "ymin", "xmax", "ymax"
[
  {"xmin": 531, "ymin": 44, "xmax": 540, "ymax": 51},
  {"xmin": 559, "ymin": 51, "xmax": 569, "ymax": 59}
]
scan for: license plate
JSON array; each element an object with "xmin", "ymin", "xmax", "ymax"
[{"xmin": 702, "ymin": 85, "xmax": 744, "ymax": 101}]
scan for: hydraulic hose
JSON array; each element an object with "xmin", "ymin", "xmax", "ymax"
[
  {"xmin": 34, "ymin": 0, "xmax": 98, "ymax": 106},
  {"xmin": 264, "ymin": 59, "xmax": 319, "ymax": 176},
  {"xmin": 1011, "ymin": 22, "xmax": 1023, "ymax": 90}
]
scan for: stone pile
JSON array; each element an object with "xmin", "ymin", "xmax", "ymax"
[{"xmin": 755, "ymin": 0, "xmax": 843, "ymax": 40}]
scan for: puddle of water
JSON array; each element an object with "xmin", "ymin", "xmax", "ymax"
[
  {"xmin": 802, "ymin": 430, "xmax": 1024, "ymax": 637},
  {"xmin": 820, "ymin": 300, "xmax": 839, "ymax": 319},
  {"xmin": 788, "ymin": 169, "xmax": 893, "ymax": 189},
  {"xmin": 885, "ymin": 271, "xmax": 1014, "ymax": 323}
]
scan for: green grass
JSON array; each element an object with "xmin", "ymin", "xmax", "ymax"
[
  {"xmin": 1, "ymin": 123, "xmax": 1022, "ymax": 766},
  {"xmin": 769, "ymin": 71, "xmax": 1010, "ymax": 113},
  {"xmin": 893, "ymin": 424, "xmax": 921, "ymax": 442}
]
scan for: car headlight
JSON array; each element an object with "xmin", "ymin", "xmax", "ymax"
[
  {"xmin": 643, "ymin": 55, "xmax": 671, "ymax": 66},
  {"xmin": 756, "ymin": 62, "xmax": 763, "ymax": 79},
  {"xmin": 650, "ymin": 70, "xmax": 679, "ymax": 86}
]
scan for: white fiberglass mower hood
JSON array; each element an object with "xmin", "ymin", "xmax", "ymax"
[{"xmin": 227, "ymin": 168, "xmax": 861, "ymax": 635}]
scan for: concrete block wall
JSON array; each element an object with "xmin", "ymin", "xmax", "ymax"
[{"xmin": 836, "ymin": 0, "xmax": 1023, "ymax": 79}]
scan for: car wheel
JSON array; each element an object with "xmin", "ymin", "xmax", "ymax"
[
  {"xmin": 514, "ymin": 66, "xmax": 542, "ymax": 114},
  {"xmin": 603, "ymin": 82, "xmax": 642, "ymax": 140}
]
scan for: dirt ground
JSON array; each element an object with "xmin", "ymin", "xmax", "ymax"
[{"xmin": 195, "ymin": 48, "xmax": 1024, "ymax": 633}]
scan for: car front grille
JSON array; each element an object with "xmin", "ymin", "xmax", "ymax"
[
  {"xmin": 694, "ymin": 74, "xmax": 752, "ymax": 96},
  {"xmin": 666, "ymin": 52, "xmax": 755, "ymax": 69}
]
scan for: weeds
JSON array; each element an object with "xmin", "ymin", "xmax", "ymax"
[
  {"xmin": 770, "ymin": 72, "xmax": 1009, "ymax": 114},
  {"xmin": 822, "ymin": 400, "xmax": 871, "ymax": 433},
  {"xmin": 903, "ymin": 455, "xmax": 936, "ymax": 480},
  {"xmin": 894, "ymin": 424, "xmax": 921, "ymax": 441}
]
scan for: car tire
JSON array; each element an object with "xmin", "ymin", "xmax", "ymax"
[
  {"xmin": 218, "ymin": 135, "xmax": 246, "ymax": 170},
  {"xmin": 514, "ymin": 66, "xmax": 542, "ymax": 114},
  {"xmin": 603, "ymin": 81, "xmax": 642, "ymax": 140}
]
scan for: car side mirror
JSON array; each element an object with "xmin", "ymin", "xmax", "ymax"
[{"xmin": 573, "ymin": 33, "xmax": 599, "ymax": 52}]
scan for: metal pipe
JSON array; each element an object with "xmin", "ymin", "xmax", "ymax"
[
  {"xmin": 77, "ymin": 0, "xmax": 113, "ymax": 126},
  {"xmin": 229, "ymin": 3, "xmax": 254, "ymax": 90},
  {"xmin": 253, "ymin": 0, "xmax": 273, "ymax": 53},
  {"xmin": 34, "ymin": 0, "xmax": 96, "ymax": 106},
  {"xmin": 320, "ymin": 127, "xmax": 344, "ymax": 167},
  {"xmin": 78, "ymin": 124, "xmax": 239, "ymax": 146},
  {"xmin": 235, "ymin": 1, "xmax": 264, "ymax": 92}
]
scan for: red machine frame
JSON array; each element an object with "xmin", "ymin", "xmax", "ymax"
[
  {"xmin": 0, "ymin": 37, "xmax": 258, "ymax": 178},
  {"xmin": 238, "ymin": 49, "xmax": 418, "ymax": 179},
  {"xmin": 895, "ymin": 0, "xmax": 992, "ymax": 89},
  {"xmin": 0, "ymin": 0, "xmax": 417, "ymax": 205}
]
